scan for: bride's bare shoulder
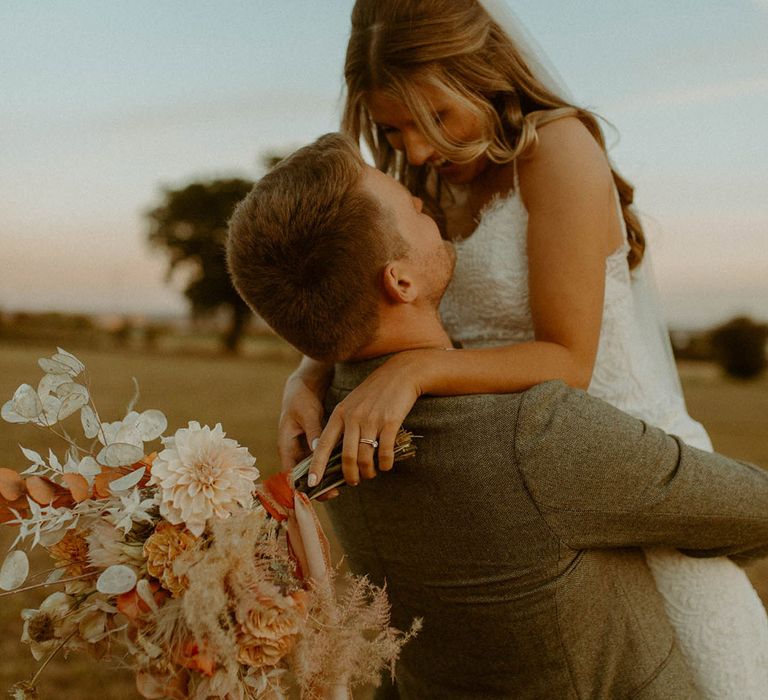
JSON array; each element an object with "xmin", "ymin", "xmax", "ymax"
[{"xmin": 517, "ymin": 116, "xmax": 613, "ymax": 208}]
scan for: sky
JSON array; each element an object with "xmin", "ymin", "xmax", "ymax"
[{"xmin": 1, "ymin": 0, "xmax": 766, "ymax": 330}]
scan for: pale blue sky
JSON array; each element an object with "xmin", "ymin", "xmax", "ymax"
[{"xmin": 1, "ymin": 1, "xmax": 766, "ymax": 328}]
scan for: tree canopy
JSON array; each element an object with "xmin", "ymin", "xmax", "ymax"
[{"xmin": 147, "ymin": 178, "xmax": 254, "ymax": 353}]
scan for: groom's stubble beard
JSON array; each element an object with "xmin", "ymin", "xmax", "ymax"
[{"xmin": 425, "ymin": 239, "xmax": 457, "ymax": 308}]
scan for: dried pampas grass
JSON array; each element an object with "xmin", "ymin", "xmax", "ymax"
[{"xmin": 165, "ymin": 508, "xmax": 418, "ymax": 698}]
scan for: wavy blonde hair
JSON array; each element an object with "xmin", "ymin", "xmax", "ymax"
[{"xmin": 342, "ymin": 0, "xmax": 645, "ymax": 268}]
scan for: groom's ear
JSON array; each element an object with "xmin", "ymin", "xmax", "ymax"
[{"xmin": 381, "ymin": 260, "xmax": 417, "ymax": 304}]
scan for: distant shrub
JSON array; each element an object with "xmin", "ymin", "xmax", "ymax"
[
  {"xmin": 710, "ymin": 316, "xmax": 768, "ymax": 379},
  {"xmin": 670, "ymin": 330, "xmax": 715, "ymax": 362},
  {"xmin": 0, "ymin": 312, "xmax": 101, "ymax": 347}
]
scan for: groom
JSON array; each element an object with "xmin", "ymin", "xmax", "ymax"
[{"xmin": 227, "ymin": 134, "xmax": 768, "ymax": 699}]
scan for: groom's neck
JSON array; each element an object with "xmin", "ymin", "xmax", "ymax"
[{"xmin": 349, "ymin": 308, "xmax": 452, "ymax": 360}]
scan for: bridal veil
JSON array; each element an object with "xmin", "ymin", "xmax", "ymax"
[{"xmin": 478, "ymin": 0, "xmax": 687, "ymax": 407}]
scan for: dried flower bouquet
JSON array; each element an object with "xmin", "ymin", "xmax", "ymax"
[{"xmin": 0, "ymin": 349, "xmax": 419, "ymax": 699}]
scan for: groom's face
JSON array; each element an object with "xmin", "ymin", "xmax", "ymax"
[{"xmin": 361, "ymin": 165, "xmax": 456, "ymax": 303}]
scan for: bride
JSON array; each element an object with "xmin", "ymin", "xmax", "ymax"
[{"xmin": 278, "ymin": 1, "xmax": 768, "ymax": 696}]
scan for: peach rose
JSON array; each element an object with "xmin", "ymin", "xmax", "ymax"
[
  {"xmin": 235, "ymin": 589, "xmax": 307, "ymax": 668},
  {"xmin": 237, "ymin": 632, "xmax": 297, "ymax": 668}
]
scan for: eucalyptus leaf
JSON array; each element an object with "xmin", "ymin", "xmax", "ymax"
[
  {"xmin": 115, "ymin": 424, "xmax": 142, "ymax": 448},
  {"xmin": 46, "ymin": 567, "xmax": 65, "ymax": 584},
  {"xmin": 108, "ymin": 467, "xmax": 146, "ymax": 493},
  {"xmin": 39, "ymin": 528, "xmax": 68, "ymax": 547},
  {"xmin": 1, "ymin": 400, "xmax": 28, "ymax": 424},
  {"xmin": 98, "ymin": 420, "xmax": 122, "ymax": 446},
  {"xmin": 38, "ymin": 357, "xmax": 73, "ymax": 375},
  {"xmin": 54, "ymin": 348, "xmax": 85, "ymax": 375},
  {"xmin": 35, "ymin": 395, "xmax": 62, "ymax": 427},
  {"xmin": 55, "ymin": 382, "xmax": 88, "ymax": 401},
  {"xmin": 79, "ymin": 456, "xmax": 101, "ymax": 475},
  {"xmin": 11, "ymin": 384, "xmax": 42, "ymax": 420},
  {"xmin": 61, "ymin": 454, "xmax": 79, "ymax": 474},
  {"xmin": 96, "ymin": 565, "xmax": 137, "ymax": 595},
  {"xmin": 78, "ymin": 456, "xmax": 102, "ymax": 479},
  {"xmin": 57, "ymin": 391, "xmax": 89, "ymax": 420},
  {"xmin": 0, "ymin": 550, "xmax": 29, "ymax": 591},
  {"xmin": 37, "ymin": 372, "xmax": 70, "ymax": 399},
  {"xmin": 136, "ymin": 410, "xmax": 167, "ymax": 441},
  {"xmin": 97, "ymin": 443, "xmax": 144, "ymax": 468},
  {"xmin": 81, "ymin": 405, "xmax": 100, "ymax": 439}
]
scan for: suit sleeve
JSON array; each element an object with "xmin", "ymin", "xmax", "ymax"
[{"xmin": 514, "ymin": 381, "xmax": 768, "ymax": 563}]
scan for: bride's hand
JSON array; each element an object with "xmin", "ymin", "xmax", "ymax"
[
  {"xmin": 277, "ymin": 361, "xmax": 331, "ymax": 471},
  {"xmin": 308, "ymin": 351, "xmax": 426, "ymax": 488}
]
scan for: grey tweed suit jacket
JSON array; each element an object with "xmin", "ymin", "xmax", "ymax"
[{"xmin": 323, "ymin": 357, "xmax": 768, "ymax": 700}]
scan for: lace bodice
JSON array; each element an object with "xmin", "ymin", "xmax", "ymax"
[{"xmin": 439, "ymin": 188, "xmax": 711, "ymax": 449}]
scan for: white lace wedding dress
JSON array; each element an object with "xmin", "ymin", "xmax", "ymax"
[{"xmin": 439, "ymin": 183, "xmax": 768, "ymax": 698}]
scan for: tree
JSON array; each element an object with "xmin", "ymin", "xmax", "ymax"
[
  {"xmin": 147, "ymin": 178, "xmax": 254, "ymax": 353},
  {"xmin": 710, "ymin": 316, "xmax": 768, "ymax": 380}
]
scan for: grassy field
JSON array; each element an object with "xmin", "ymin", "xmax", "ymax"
[{"xmin": 1, "ymin": 343, "xmax": 767, "ymax": 698}]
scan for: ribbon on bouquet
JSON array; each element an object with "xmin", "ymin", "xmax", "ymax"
[
  {"xmin": 257, "ymin": 472, "xmax": 351, "ymax": 700},
  {"xmin": 257, "ymin": 471, "xmax": 333, "ymax": 584}
]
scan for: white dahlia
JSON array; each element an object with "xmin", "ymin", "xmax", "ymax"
[{"xmin": 148, "ymin": 422, "xmax": 259, "ymax": 537}]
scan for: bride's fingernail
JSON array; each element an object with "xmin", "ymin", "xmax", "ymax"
[
  {"xmin": 307, "ymin": 473, "xmax": 318, "ymax": 487},
  {"xmin": 311, "ymin": 438, "xmax": 319, "ymax": 451}
]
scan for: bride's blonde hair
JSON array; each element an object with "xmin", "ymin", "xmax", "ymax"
[{"xmin": 343, "ymin": 0, "xmax": 645, "ymax": 268}]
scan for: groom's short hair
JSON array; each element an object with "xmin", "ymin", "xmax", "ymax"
[{"xmin": 227, "ymin": 133, "xmax": 407, "ymax": 361}]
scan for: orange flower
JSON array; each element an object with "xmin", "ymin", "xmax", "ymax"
[
  {"xmin": 143, "ymin": 521, "xmax": 197, "ymax": 597},
  {"xmin": 176, "ymin": 639, "xmax": 216, "ymax": 677},
  {"xmin": 235, "ymin": 589, "xmax": 307, "ymax": 668},
  {"xmin": 116, "ymin": 581, "xmax": 168, "ymax": 626},
  {"xmin": 48, "ymin": 529, "xmax": 92, "ymax": 578}
]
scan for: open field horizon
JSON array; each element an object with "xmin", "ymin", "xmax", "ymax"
[
  {"xmin": 1, "ymin": 342, "xmax": 767, "ymax": 697},
  {"xmin": 3, "ymin": 290, "xmax": 766, "ymax": 334}
]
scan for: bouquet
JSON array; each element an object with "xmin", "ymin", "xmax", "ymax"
[{"xmin": 0, "ymin": 349, "xmax": 419, "ymax": 699}]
